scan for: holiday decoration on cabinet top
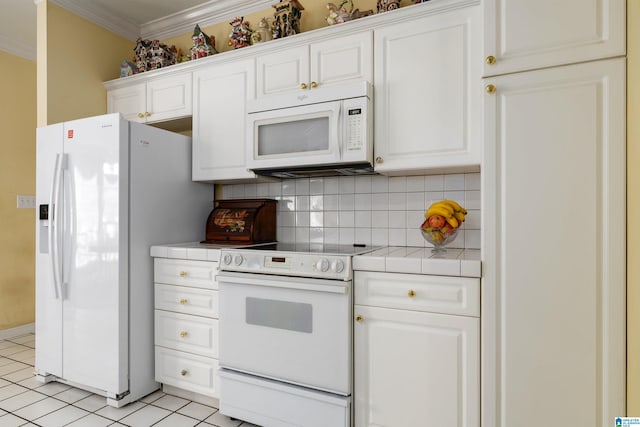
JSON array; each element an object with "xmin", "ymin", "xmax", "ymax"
[
  {"xmin": 326, "ymin": 0, "xmax": 373, "ymax": 26},
  {"xmin": 228, "ymin": 17, "xmax": 253, "ymax": 49},
  {"xmin": 191, "ymin": 24, "xmax": 217, "ymax": 60},
  {"xmin": 272, "ymin": 0, "xmax": 304, "ymax": 39}
]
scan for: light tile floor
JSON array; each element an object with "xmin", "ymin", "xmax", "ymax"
[{"xmin": 0, "ymin": 334, "xmax": 259, "ymax": 427}]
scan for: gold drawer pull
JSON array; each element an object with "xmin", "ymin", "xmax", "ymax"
[
  {"xmin": 179, "ymin": 331, "xmax": 188, "ymax": 338},
  {"xmin": 486, "ymin": 55, "xmax": 496, "ymax": 65},
  {"xmin": 310, "ymin": 81, "xmax": 318, "ymax": 88},
  {"xmin": 145, "ymin": 111, "xmax": 151, "ymax": 117},
  {"xmin": 180, "ymin": 369, "xmax": 188, "ymax": 376},
  {"xmin": 179, "ymin": 271, "xmax": 187, "ymax": 278},
  {"xmin": 300, "ymin": 82, "xmax": 308, "ymax": 89},
  {"xmin": 355, "ymin": 315, "xmax": 364, "ymax": 323},
  {"xmin": 179, "ymin": 298, "xmax": 188, "ymax": 305},
  {"xmin": 485, "ymin": 84, "xmax": 496, "ymax": 94},
  {"xmin": 137, "ymin": 113, "xmax": 144, "ymax": 118},
  {"xmin": 408, "ymin": 289, "xmax": 416, "ymax": 298}
]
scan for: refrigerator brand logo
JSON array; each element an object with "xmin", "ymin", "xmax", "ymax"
[
  {"xmin": 616, "ymin": 418, "xmax": 640, "ymax": 426},
  {"xmin": 67, "ymin": 130, "xmax": 74, "ymax": 139}
]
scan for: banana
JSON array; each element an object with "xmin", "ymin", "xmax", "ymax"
[
  {"xmin": 444, "ymin": 215, "xmax": 459, "ymax": 228},
  {"xmin": 439, "ymin": 199, "xmax": 467, "ymax": 215},
  {"xmin": 425, "ymin": 204, "xmax": 454, "ymax": 219},
  {"xmin": 453, "ymin": 211, "xmax": 466, "ymax": 223}
]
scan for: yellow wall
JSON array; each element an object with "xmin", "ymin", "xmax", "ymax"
[
  {"xmin": 628, "ymin": 0, "xmax": 639, "ymax": 415},
  {"xmin": 0, "ymin": 51, "xmax": 37, "ymax": 330},
  {"xmin": 45, "ymin": 3, "xmax": 132, "ymax": 124}
]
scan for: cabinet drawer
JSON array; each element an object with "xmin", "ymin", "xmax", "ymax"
[
  {"xmin": 155, "ymin": 310, "xmax": 218, "ymax": 358},
  {"xmin": 155, "ymin": 346, "xmax": 219, "ymax": 398},
  {"xmin": 355, "ymin": 271, "xmax": 479, "ymax": 317},
  {"xmin": 155, "ymin": 284, "xmax": 218, "ymax": 318},
  {"xmin": 154, "ymin": 258, "xmax": 217, "ymax": 289}
]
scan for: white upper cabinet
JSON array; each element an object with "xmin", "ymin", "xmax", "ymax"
[
  {"xmin": 108, "ymin": 72, "xmax": 192, "ymax": 123},
  {"xmin": 373, "ymin": 5, "xmax": 481, "ymax": 175},
  {"xmin": 482, "ymin": 58, "xmax": 626, "ymax": 427},
  {"xmin": 256, "ymin": 31, "xmax": 372, "ymax": 98},
  {"xmin": 192, "ymin": 59, "xmax": 256, "ymax": 182},
  {"xmin": 483, "ymin": 0, "xmax": 625, "ymax": 77}
]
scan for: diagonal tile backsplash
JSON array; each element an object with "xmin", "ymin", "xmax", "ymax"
[{"xmin": 221, "ymin": 173, "xmax": 480, "ymax": 249}]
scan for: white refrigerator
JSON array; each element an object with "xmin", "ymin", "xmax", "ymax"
[{"xmin": 35, "ymin": 113, "xmax": 212, "ymax": 407}]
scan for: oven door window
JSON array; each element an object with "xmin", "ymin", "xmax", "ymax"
[{"xmin": 245, "ymin": 297, "xmax": 312, "ymax": 333}]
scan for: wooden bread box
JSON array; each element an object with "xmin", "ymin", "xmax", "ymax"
[{"xmin": 203, "ymin": 199, "xmax": 277, "ymax": 243}]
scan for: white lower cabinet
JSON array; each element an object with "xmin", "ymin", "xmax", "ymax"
[
  {"xmin": 354, "ymin": 271, "xmax": 479, "ymax": 427},
  {"xmin": 153, "ymin": 258, "xmax": 220, "ymax": 400}
]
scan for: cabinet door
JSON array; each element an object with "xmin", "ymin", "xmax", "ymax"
[
  {"xmin": 310, "ymin": 31, "xmax": 372, "ymax": 88},
  {"xmin": 256, "ymin": 46, "xmax": 309, "ymax": 98},
  {"xmin": 107, "ymin": 83, "xmax": 146, "ymax": 123},
  {"xmin": 146, "ymin": 73, "xmax": 192, "ymax": 123},
  {"xmin": 482, "ymin": 58, "xmax": 626, "ymax": 427},
  {"xmin": 354, "ymin": 305, "xmax": 479, "ymax": 427},
  {"xmin": 192, "ymin": 59, "xmax": 256, "ymax": 182},
  {"xmin": 483, "ymin": 0, "xmax": 625, "ymax": 77},
  {"xmin": 374, "ymin": 6, "xmax": 481, "ymax": 174}
]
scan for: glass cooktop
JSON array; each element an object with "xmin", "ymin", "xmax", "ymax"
[{"xmin": 242, "ymin": 242, "xmax": 380, "ymax": 256}]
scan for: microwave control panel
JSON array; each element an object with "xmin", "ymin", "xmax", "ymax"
[{"xmin": 343, "ymin": 96, "xmax": 370, "ymax": 158}]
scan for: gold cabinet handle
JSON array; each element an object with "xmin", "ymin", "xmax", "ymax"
[
  {"xmin": 408, "ymin": 289, "xmax": 416, "ymax": 298},
  {"xmin": 310, "ymin": 81, "xmax": 318, "ymax": 88},
  {"xmin": 375, "ymin": 156, "xmax": 383, "ymax": 164},
  {"xmin": 137, "ymin": 113, "xmax": 144, "ymax": 118},
  {"xmin": 145, "ymin": 111, "xmax": 151, "ymax": 117},
  {"xmin": 300, "ymin": 82, "xmax": 308, "ymax": 89},
  {"xmin": 486, "ymin": 55, "xmax": 496, "ymax": 65},
  {"xmin": 180, "ymin": 369, "xmax": 188, "ymax": 376},
  {"xmin": 355, "ymin": 315, "xmax": 364, "ymax": 323},
  {"xmin": 485, "ymin": 84, "xmax": 496, "ymax": 94},
  {"xmin": 179, "ymin": 331, "xmax": 188, "ymax": 338},
  {"xmin": 179, "ymin": 271, "xmax": 187, "ymax": 278},
  {"xmin": 179, "ymin": 298, "xmax": 188, "ymax": 305}
]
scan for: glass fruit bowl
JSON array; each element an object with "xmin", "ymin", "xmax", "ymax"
[{"xmin": 420, "ymin": 226, "xmax": 459, "ymax": 253}]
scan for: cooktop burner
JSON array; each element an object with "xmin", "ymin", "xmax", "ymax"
[{"xmin": 239, "ymin": 242, "xmax": 379, "ymax": 256}]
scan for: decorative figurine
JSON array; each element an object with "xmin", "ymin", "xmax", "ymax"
[
  {"xmin": 131, "ymin": 37, "xmax": 177, "ymax": 72},
  {"xmin": 120, "ymin": 60, "xmax": 137, "ymax": 77},
  {"xmin": 376, "ymin": 0, "xmax": 400, "ymax": 13},
  {"xmin": 228, "ymin": 16, "xmax": 253, "ymax": 49},
  {"xmin": 326, "ymin": 0, "xmax": 372, "ymax": 25},
  {"xmin": 251, "ymin": 17, "xmax": 273, "ymax": 44},
  {"xmin": 191, "ymin": 24, "xmax": 217, "ymax": 60},
  {"xmin": 272, "ymin": 0, "xmax": 304, "ymax": 39}
]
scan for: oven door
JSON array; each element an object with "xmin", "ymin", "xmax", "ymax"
[
  {"xmin": 217, "ymin": 271, "xmax": 351, "ymax": 395},
  {"xmin": 246, "ymin": 100, "xmax": 342, "ymax": 170}
]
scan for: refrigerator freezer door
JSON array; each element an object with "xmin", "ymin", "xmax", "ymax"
[
  {"xmin": 60, "ymin": 114, "xmax": 129, "ymax": 395},
  {"xmin": 35, "ymin": 123, "xmax": 64, "ymax": 378}
]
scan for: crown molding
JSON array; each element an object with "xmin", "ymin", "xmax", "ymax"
[
  {"xmin": 140, "ymin": 0, "xmax": 274, "ymax": 41},
  {"xmin": 50, "ymin": 0, "xmax": 140, "ymax": 41},
  {"xmin": 0, "ymin": 34, "xmax": 36, "ymax": 61}
]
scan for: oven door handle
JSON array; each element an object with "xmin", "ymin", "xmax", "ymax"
[{"xmin": 218, "ymin": 273, "xmax": 348, "ymax": 295}]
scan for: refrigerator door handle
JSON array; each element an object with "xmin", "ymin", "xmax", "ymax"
[{"xmin": 49, "ymin": 153, "xmax": 63, "ymax": 299}]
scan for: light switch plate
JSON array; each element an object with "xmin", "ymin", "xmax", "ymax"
[{"xmin": 17, "ymin": 195, "xmax": 36, "ymax": 209}]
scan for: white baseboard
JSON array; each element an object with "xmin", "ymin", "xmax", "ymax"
[{"xmin": 0, "ymin": 323, "xmax": 35, "ymax": 340}]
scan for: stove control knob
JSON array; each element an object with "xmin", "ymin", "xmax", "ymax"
[
  {"xmin": 316, "ymin": 258, "xmax": 329, "ymax": 272},
  {"xmin": 332, "ymin": 259, "xmax": 345, "ymax": 273},
  {"xmin": 222, "ymin": 254, "xmax": 232, "ymax": 265},
  {"xmin": 234, "ymin": 255, "xmax": 244, "ymax": 266}
]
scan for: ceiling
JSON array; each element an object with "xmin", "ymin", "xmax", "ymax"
[{"xmin": 0, "ymin": 0, "xmax": 272, "ymax": 61}]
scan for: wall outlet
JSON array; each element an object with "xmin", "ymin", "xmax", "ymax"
[{"xmin": 17, "ymin": 195, "xmax": 36, "ymax": 209}]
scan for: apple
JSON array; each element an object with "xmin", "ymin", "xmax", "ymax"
[{"xmin": 427, "ymin": 214, "xmax": 446, "ymax": 228}]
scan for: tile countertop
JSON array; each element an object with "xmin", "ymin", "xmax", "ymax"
[
  {"xmin": 150, "ymin": 242, "xmax": 225, "ymax": 261},
  {"xmin": 150, "ymin": 243, "xmax": 482, "ymax": 278},
  {"xmin": 353, "ymin": 247, "xmax": 481, "ymax": 278}
]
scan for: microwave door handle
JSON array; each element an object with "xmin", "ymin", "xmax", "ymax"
[{"xmin": 336, "ymin": 103, "xmax": 343, "ymax": 159}]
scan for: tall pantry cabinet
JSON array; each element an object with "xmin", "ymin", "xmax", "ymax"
[{"xmin": 481, "ymin": 1, "xmax": 626, "ymax": 426}]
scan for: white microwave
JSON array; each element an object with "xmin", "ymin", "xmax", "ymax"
[{"xmin": 246, "ymin": 81, "xmax": 373, "ymax": 178}]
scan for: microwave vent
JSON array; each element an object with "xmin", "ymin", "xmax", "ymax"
[{"xmin": 252, "ymin": 163, "xmax": 377, "ymax": 179}]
